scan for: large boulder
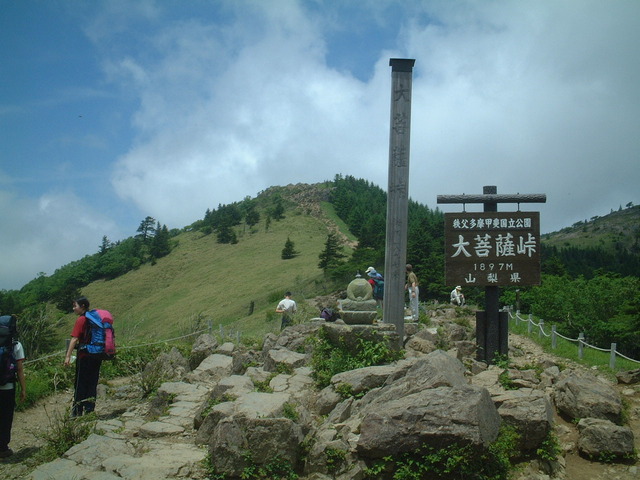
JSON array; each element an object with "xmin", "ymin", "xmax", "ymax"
[
  {"xmin": 142, "ymin": 347, "xmax": 189, "ymax": 384},
  {"xmin": 360, "ymin": 350, "xmax": 467, "ymax": 407},
  {"xmin": 616, "ymin": 368, "xmax": 640, "ymax": 385},
  {"xmin": 321, "ymin": 323, "xmax": 400, "ymax": 354},
  {"xmin": 188, "ymin": 353, "xmax": 234, "ymax": 384},
  {"xmin": 330, "ymin": 365, "xmax": 397, "ymax": 396},
  {"xmin": 496, "ymin": 390, "xmax": 554, "ymax": 450},
  {"xmin": 356, "ymin": 384, "xmax": 501, "ymax": 458},
  {"xmin": 553, "ymin": 373, "xmax": 623, "ymax": 423},
  {"xmin": 263, "ymin": 348, "xmax": 309, "ymax": 372},
  {"xmin": 209, "ymin": 416, "xmax": 305, "ymax": 477},
  {"xmin": 272, "ymin": 323, "xmax": 323, "ymax": 354},
  {"xmin": 189, "ymin": 334, "xmax": 218, "ymax": 370},
  {"xmin": 577, "ymin": 418, "xmax": 635, "ymax": 459},
  {"xmin": 210, "ymin": 375, "xmax": 255, "ymax": 400},
  {"xmin": 196, "ymin": 391, "xmax": 292, "ymax": 445}
]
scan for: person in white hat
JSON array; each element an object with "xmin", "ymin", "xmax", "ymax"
[{"xmin": 450, "ymin": 286, "xmax": 465, "ymax": 306}]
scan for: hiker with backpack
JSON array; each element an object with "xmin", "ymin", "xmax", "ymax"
[
  {"xmin": 365, "ymin": 266, "xmax": 384, "ymax": 309},
  {"xmin": 64, "ymin": 296, "xmax": 114, "ymax": 417},
  {"xmin": 0, "ymin": 314, "xmax": 26, "ymax": 459}
]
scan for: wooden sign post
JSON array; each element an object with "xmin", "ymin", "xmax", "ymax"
[{"xmin": 437, "ymin": 186, "xmax": 546, "ymax": 363}]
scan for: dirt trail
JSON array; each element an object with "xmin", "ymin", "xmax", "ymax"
[
  {"xmin": 1, "ymin": 378, "xmax": 136, "ymax": 479},
  {"xmin": 509, "ymin": 334, "xmax": 640, "ymax": 479}
]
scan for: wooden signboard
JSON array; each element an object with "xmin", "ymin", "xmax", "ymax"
[{"xmin": 444, "ymin": 211, "xmax": 541, "ymax": 287}]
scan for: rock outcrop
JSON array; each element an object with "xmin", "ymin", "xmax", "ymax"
[{"xmin": 24, "ymin": 308, "xmax": 638, "ymax": 479}]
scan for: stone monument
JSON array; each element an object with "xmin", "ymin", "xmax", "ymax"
[{"xmin": 337, "ymin": 274, "xmax": 378, "ymax": 325}]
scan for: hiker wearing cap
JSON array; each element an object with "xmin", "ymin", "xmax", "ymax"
[
  {"xmin": 405, "ymin": 264, "xmax": 420, "ymax": 321},
  {"xmin": 451, "ymin": 286, "xmax": 465, "ymax": 306},
  {"xmin": 365, "ymin": 267, "xmax": 384, "ymax": 309}
]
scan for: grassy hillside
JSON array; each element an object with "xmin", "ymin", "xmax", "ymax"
[
  {"xmin": 542, "ymin": 205, "xmax": 640, "ymax": 253},
  {"xmin": 68, "ymin": 198, "xmax": 351, "ymax": 345},
  {"xmin": 51, "ymin": 187, "xmax": 637, "ymax": 349}
]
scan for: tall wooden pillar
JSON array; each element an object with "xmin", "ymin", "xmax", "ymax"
[{"xmin": 383, "ymin": 58, "xmax": 415, "ymax": 343}]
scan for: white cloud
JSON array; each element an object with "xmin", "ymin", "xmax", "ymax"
[
  {"xmin": 5, "ymin": 0, "xmax": 638, "ymax": 291},
  {"xmin": 0, "ymin": 188, "xmax": 121, "ymax": 290},
  {"xmin": 110, "ymin": 3, "xmax": 391, "ymax": 226},
  {"xmin": 402, "ymin": 1, "xmax": 640, "ymax": 231},
  {"xmin": 100, "ymin": 0, "xmax": 637, "ymax": 235}
]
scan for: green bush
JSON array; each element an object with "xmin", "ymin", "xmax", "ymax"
[
  {"xmin": 203, "ymin": 451, "xmax": 298, "ymax": 480},
  {"xmin": 19, "ymin": 357, "xmax": 75, "ymax": 411},
  {"xmin": 18, "ymin": 342, "xmax": 190, "ymax": 411},
  {"xmin": 364, "ymin": 424, "xmax": 520, "ymax": 480},
  {"xmin": 309, "ymin": 328, "xmax": 403, "ymax": 389},
  {"xmin": 35, "ymin": 409, "xmax": 96, "ymax": 464}
]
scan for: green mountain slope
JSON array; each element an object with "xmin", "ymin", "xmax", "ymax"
[
  {"xmin": 46, "ymin": 186, "xmax": 640, "ymax": 347},
  {"xmin": 74, "ymin": 186, "xmax": 352, "ymax": 343},
  {"xmin": 542, "ymin": 205, "xmax": 640, "ymax": 253}
]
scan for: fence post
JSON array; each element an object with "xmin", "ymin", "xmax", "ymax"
[
  {"xmin": 610, "ymin": 343, "xmax": 617, "ymax": 370},
  {"xmin": 528, "ymin": 314, "xmax": 532, "ymax": 334},
  {"xmin": 578, "ymin": 333, "xmax": 584, "ymax": 359},
  {"xmin": 539, "ymin": 319, "xmax": 544, "ymax": 338},
  {"xmin": 551, "ymin": 325, "xmax": 557, "ymax": 349}
]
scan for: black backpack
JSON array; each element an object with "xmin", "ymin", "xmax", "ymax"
[
  {"xmin": 320, "ymin": 307, "xmax": 339, "ymax": 322},
  {"xmin": 0, "ymin": 315, "xmax": 18, "ymax": 386}
]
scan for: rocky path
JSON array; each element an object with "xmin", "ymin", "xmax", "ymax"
[
  {"xmin": 2, "ymin": 331, "xmax": 640, "ymax": 479},
  {"xmin": 1, "ymin": 378, "xmax": 210, "ymax": 480},
  {"xmin": 509, "ymin": 334, "xmax": 640, "ymax": 480}
]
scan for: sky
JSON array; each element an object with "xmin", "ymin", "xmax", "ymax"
[{"xmin": 1, "ymin": 0, "xmax": 639, "ymax": 291}]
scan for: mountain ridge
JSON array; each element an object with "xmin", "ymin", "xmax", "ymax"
[{"xmin": 13, "ymin": 181, "xmax": 640, "ymax": 346}]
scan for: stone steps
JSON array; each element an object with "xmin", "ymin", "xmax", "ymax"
[{"xmin": 26, "ymin": 382, "xmax": 210, "ymax": 480}]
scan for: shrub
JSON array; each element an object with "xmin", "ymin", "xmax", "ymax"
[
  {"xmin": 309, "ymin": 328, "xmax": 403, "ymax": 389},
  {"xmin": 35, "ymin": 408, "xmax": 96, "ymax": 464},
  {"xmin": 364, "ymin": 424, "xmax": 521, "ymax": 480}
]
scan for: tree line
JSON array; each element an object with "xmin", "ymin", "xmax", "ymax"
[
  {"xmin": 2, "ymin": 176, "xmax": 638, "ymax": 359},
  {"xmin": 189, "ymin": 193, "xmax": 286, "ymax": 243},
  {"xmin": 0, "ymin": 216, "xmax": 175, "ymax": 316},
  {"xmin": 323, "ymin": 175, "xmax": 640, "ymax": 359},
  {"xmin": 321, "ymin": 174, "xmax": 448, "ymax": 300}
]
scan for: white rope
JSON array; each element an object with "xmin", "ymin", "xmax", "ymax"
[
  {"xmin": 537, "ymin": 324, "xmax": 551, "ymax": 338},
  {"xmin": 117, "ymin": 329, "xmax": 209, "ymax": 350},
  {"xmin": 24, "ymin": 349, "xmax": 66, "ymax": 365},
  {"xmin": 555, "ymin": 331, "xmax": 578, "ymax": 343},
  {"xmin": 580, "ymin": 339, "xmax": 611, "ymax": 353},
  {"xmin": 510, "ymin": 308, "xmax": 640, "ymax": 364},
  {"xmin": 22, "ymin": 328, "xmax": 210, "ymax": 365},
  {"xmin": 616, "ymin": 351, "xmax": 640, "ymax": 364}
]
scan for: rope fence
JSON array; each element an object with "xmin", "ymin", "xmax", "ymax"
[
  {"xmin": 508, "ymin": 308, "xmax": 640, "ymax": 370},
  {"xmin": 23, "ymin": 320, "xmax": 242, "ymax": 367}
]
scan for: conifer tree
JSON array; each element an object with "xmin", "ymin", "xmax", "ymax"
[
  {"xmin": 136, "ymin": 216, "xmax": 157, "ymax": 242},
  {"xmin": 281, "ymin": 237, "xmax": 299, "ymax": 259},
  {"xmin": 318, "ymin": 232, "xmax": 346, "ymax": 272},
  {"xmin": 151, "ymin": 223, "xmax": 171, "ymax": 259}
]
